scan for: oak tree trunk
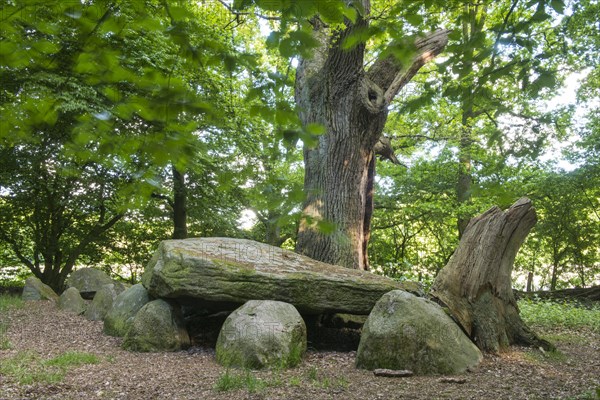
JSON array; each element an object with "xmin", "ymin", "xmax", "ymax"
[
  {"xmin": 294, "ymin": 6, "xmax": 448, "ymax": 269},
  {"xmin": 430, "ymin": 197, "xmax": 553, "ymax": 352}
]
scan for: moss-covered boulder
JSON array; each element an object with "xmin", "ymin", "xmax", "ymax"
[
  {"xmin": 356, "ymin": 290, "xmax": 482, "ymax": 375},
  {"xmin": 142, "ymin": 237, "xmax": 422, "ymax": 315},
  {"xmin": 103, "ymin": 284, "xmax": 150, "ymax": 337},
  {"xmin": 58, "ymin": 287, "xmax": 87, "ymax": 315},
  {"xmin": 21, "ymin": 277, "xmax": 59, "ymax": 302},
  {"xmin": 66, "ymin": 268, "xmax": 115, "ymax": 299},
  {"xmin": 85, "ymin": 283, "xmax": 125, "ymax": 321},
  {"xmin": 216, "ymin": 300, "xmax": 306, "ymax": 369},
  {"xmin": 123, "ymin": 299, "xmax": 190, "ymax": 352}
]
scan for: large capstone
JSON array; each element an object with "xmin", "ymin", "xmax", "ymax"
[
  {"xmin": 66, "ymin": 268, "xmax": 115, "ymax": 299},
  {"xmin": 85, "ymin": 283, "xmax": 125, "ymax": 321},
  {"xmin": 123, "ymin": 299, "xmax": 190, "ymax": 352},
  {"xmin": 356, "ymin": 290, "xmax": 482, "ymax": 375},
  {"xmin": 58, "ymin": 287, "xmax": 87, "ymax": 315},
  {"xmin": 216, "ymin": 300, "xmax": 306, "ymax": 369},
  {"xmin": 21, "ymin": 277, "xmax": 59, "ymax": 302},
  {"xmin": 103, "ymin": 284, "xmax": 150, "ymax": 337},
  {"xmin": 142, "ymin": 238, "xmax": 422, "ymax": 315}
]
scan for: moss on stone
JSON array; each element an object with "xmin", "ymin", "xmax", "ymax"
[
  {"xmin": 123, "ymin": 299, "xmax": 189, "ymax": 352},
  {"xmin": 103, "ymin": 284, "xmax": 150, "ymax": 337},
  {"xmin": 215, "ymin": 300, "xmax": 307, "ymax": 370},
  {"xmin": 22, "ymin": 277, "xmax": 59, "ymax": 302}
]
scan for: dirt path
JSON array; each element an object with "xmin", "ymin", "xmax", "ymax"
[{"xmin": 1, "ymin": 301, "xmax": 599, "ymax": 399}]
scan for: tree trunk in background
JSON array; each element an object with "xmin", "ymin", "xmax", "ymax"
[
  {"xmin": 294, "ymin": 4, "xmax": 448, "ymax": 269},
  {"xmin": 550, "ymin": 261, "xmax": 559, "ymax": 291},
  {"xmin": 430, "ymin": 198, "xmax": 554, "ymax": 352},
  {"xmin": 455, "ymin": 3, "xmax": 483, "ymax": 238},
  {"xmin": 457, "ymin": 126, "xmax": 473, "ymax": 237},
  {"xmin": 172, "ymin": 166, "xmax": 188, "ymax": 239},
  {"xmin": 526, "ymin": 272, "xmax": 534, "ymax": 292}
]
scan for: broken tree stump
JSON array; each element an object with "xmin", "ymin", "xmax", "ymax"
[{"xmin": 430, "ymin": 197, "xmax": 553, "ymax": 353}]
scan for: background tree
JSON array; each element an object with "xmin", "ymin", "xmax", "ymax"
[
  {"xmin": 0, "ymin": 1, "xmax": 240, "ymax": 290},
  {"xmin": 252, "ymin": 0, "xmax": 450, "ymax": 270}
]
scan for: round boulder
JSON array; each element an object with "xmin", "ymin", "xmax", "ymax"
[
  {"xmin": 66, "ymin": 268, "xmax": 113, "ymax": 299},
  {"xmin": 58, "ymin": 287, "xmax": 87, "ymax": 315},
  {"xmin": 216, "ymin": 300, "xmax": 306, "ymax": 369},
  {"xmin": 22, "ymin": 277, "xmax": 59, "ymax": 302},
  {"xmin": 356, "ymin": 290, "xmax": 482, "ymax": 375},
  {"xmin": 103, "ymin": 283, "xmax": 150, "ymax": 337},
  {"xmin": 123, "ymin": 299, "xmax": 190, "ymax": 352},
  {"xmin": 85, "ymin": 283, "xmax": 125, "ymax": 321}
]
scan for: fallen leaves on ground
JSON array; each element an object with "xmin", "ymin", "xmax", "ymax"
[{"xmin": 1, "ymin": 301, "xmax": 599, "ymax": 399}]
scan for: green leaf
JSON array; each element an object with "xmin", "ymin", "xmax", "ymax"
[
  {"xmin": 32, "ymin": 40, "xmax": 60, "ymax": 55},
  {"xmin": 316, "ymin": 220, "xmax": 336, "ymax": 235},
  {"xmin": 533, "ymin": 71, "xmax": 556, "ymax": 90},
  {"xmin": 266, "ymin": 31, "xmax": 281, "ymax": 48},
  {"xmin": 343, "ymin": 6, "xmax": 358, "ymax": 23},
  {"xmin": 406, "ymin": 14, "xmax": 423, "ymax": 27},
  {"xmin": 550, "ymin": 0, "xmax": 565, "ymax": 14},
  {"xmin": 317, "ymin": 1, "xmax": 345, "ymax": 24},
  {"xmin": 305, "ymin": 123, "xmax": 326, "ymax": 135},
  {"xmin": 342, "ymin": 26, "xmax": 370, "ymax": 50},
  {"xmin": 257, "ymin": 0, "xmax": 282, "ymax": 12}
]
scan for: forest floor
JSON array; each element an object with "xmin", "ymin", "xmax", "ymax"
[{"xmin": 1, "ymin": 300, "xmax": 599, "ymax": 400}]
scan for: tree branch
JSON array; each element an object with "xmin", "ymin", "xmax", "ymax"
[
  {"xmin": 216, "ymin": 0, "xmax": 281, "ymax": 22},
  {"xmin": 367, "ymin": 29, "xmax": 450, "ymax": 105},
  {"xmin": 0, "ymin": 228, "xmax": 36, "ymax": 272},
  {"xmin": 490, "ymin": 0, "xmax": 518, "ymax": 66},
  {"xmin": 62, "ymin": 213, "xmax": 124, "ymax": 278},
  {"xmin": 390, "ymin": 134, "xmax": 450, "ymax": 142},
  {"xmin": 151, "ymin": 192, "xmax": 175, "ymax": 209}
]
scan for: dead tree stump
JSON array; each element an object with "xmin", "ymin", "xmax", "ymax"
[{"xmin": 430, "ymin": 197, "xmax": 553, "ymax": 352}]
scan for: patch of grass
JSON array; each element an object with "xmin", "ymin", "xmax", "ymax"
[
  {"xmin": 518, "ymin": 299, "xmax": 600, "ymax": 332},
  {"xmin": 542, "ymin": 332, "xmax": 591, "ymax": 345},
  {"xmin": 562, "ymin": 387, "xmax": 600, "ymax": 400},
  {"xmin": 0, "ymin": 294, "xmax": 24, "ymax": 312},
  {"xmin": 318, "ymin": 376, "xmax": 331, "ymax": 389},
  {"xmin": 0, "ymin": 335, "xmax": 12, "ymax": 350},
  {"xmin": 303, "ymin": 366, "xmax": 348, "ymax": 390},
  {"xmin": 213, "ymin": 369, "xmax": 268, "ymax": 393},
  {"xmin": 0, "ymin": 351, "xmax": 64, "ymax": 385},
  {"xmin": 336, "ymin": 376, "xmax": 349, "ymax": 389},
  {"xmin": 0, "ymin": 350, "xmax": 100, "ymax": 385},
  {"xmin": 281, "ymin": 341, "xmax": 305, "ymax": 368},
  {"xmin": 289, "ymin": 375, "xmax": 302, "ymax": 386},
  {"xmin": 307, "ymin": 365, "xmax": 318, "ymax": 382},
  {"xmin": 44, "ymin": 351, "xmax": 100, "ymax": 368},
  {"xmin": 524, "ymin": 348, "xmax": 568, "ymax": 364}
]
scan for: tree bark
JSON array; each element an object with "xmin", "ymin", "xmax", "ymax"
[
  {"xmin": 456, "ymin": 3, "xmax": 484, "ymax": 238},
  {"xmin": 526, "ymin": 272, "xmax": 533, "ymax": 292},
  {"xmin": 172, "ymin": 166, "xmax": 188, "ymax": 239},
  {"xmin": 294, "ymin": 7, "xmax": 448, "ymax": 269},
  {"xmin": 430, "ymin": 197, "xmax": 554, "ymax": 352}
]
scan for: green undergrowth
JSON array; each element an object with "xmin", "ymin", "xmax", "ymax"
[
  {"xmin": 213, "ymin": 365, "xmax": 349, "ymax": 393},
  {"xmin": 214, "ymin": 369, "xmax": 270, "ymax": 393},
  {"xmin": 306, "ymin": 366, "xmax": 349, "ymax": 389},
  {"xmin": 0, "ymin": 351, "xmax": 100, "ymax": 385},
  {"xmin": 518, "ymin": 299, "xmax": 600, "ymax": 332},
  {"xmin": 524, "ymin": 348, "xmax": 568, "ymax": 364},
  {"xmin": 563, "ymin": 387, "xmax": 600, "ymax": 400}
]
